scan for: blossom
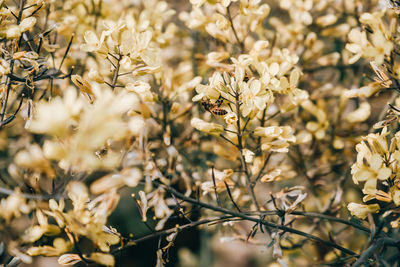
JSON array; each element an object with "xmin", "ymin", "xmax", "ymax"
[
  {"xmin": 301, "ymin": 100, "xmax": 329, "ymax": 140},
  {"xmin": 344, "ymin": 83, "xmax": 382, "ymax": 98},
  {"xmin": 0, "ymin": 189, "xmax": 31, "ymax": 223},
  {"xmin": 90, "ymin": 168, "xmax": 142, "ymax": 194},
  {"xmin": 206, "ymin": 51, "xmax": 230, "ymax": 67},
  {"xmin": 27, "ymin": 238, "xmax": 72, "ymax": 257},
  {"xmin": 29, "ymin": 88, "xmax": 84, "ymax": 137},
  {"xmin": 346, "ymin": 11, "xmax": 393, "ymax": 64},
  {"xmin": 351, "ymin": 128, "xmax": 394, "ymax": 198},
  {"xmin": 58, "ymin": 254, "xmax": 82, "ymax": 265},
  {"xmin": 192, "ymin": 72, "xmax": 225, "ymax": 102},
  {"xmin": 90, "ymin": 252, "xmax": 115, "ymax": 266},
  {"xmin": 201, "ymin": 169, "xmax": 235, "ymax": 195},
  {"xmin": 242, "ymin": 149, "xmax": 255, "ymax": 163},
  {"xmin": 191, "ymin": 118, "xmax": 224, "ymax": 136},
  {"xmin": 254, "ymin": 126, "xmax": 296, "ymax": 152},
  {"xmin": 315, "ymin": 14, "xmax": 337, "ymax": 27},
  {"xmin": 347, "ymin": 203, "xmax": 380, "ymax": 219},
  {"xmin": 126, "ymin": 81, "xmax": 153, "ymax": 102},
  {"xmin": 22, "ymin": 210, "xmax": 61, "ymax": 243},
  {"xmin": 14, "ymin": 144, "xmax": 55, "ymax": 178},
  {"xmin": 240, "ymin": 78, "xmax": 272, "ymax": 118},
  {"xmin": 224, "ymin": 111, "xmax": 238, "ymax": 124},
  {"xmin": 345, "ymin": 102, "xmax": 371, "ymax": 123},
  {"xmin": 80, "ymin": 31, "xmax": 109, "ymax": 57},
  {"xmin": 260, "ymin": 165, "xmax": 296, "ymax": 182}
]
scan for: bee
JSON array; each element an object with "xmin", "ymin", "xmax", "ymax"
[
  {"xmin": 370, "ymin": 61, "xmax": 392, "ymax": 88},
  {"xmin": 201, "ymin": 96, "xmax": 227, "ymax": 116}
]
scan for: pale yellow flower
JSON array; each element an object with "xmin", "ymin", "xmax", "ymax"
[
  {"xmin": 27, "ymin": 238, "xmax": 72, "ymax": 257},
  {"xmin": 58, "ymin": 254, "xmax": 82, "ymax": 265},
  {"xmin": 0, "ymin": 188, "xmax": 31, "ymax": 223},
  {"xmin": 346, "ymin": 102, "xmax": 371, "ymax": 123},
  {"xmin": 201, "ymin": 169, "xmax": 235, "ymax": 195},
  {"xmin": 224, "ymin": 111, "xmax": 238, "ymax": 124},
  {"xmin": 22, "ymin": 210, "xmax": 61, "ymax": 243},
  {"xmin": 14, "ymin": 144, "xmax": 55, "ymax": 178},
  {"xmin": 90, "ymin": 252, "xmax": 115, "ymax": 266},
  {"xmin": 90, "ymin": 168, "xmax": 142, "ymax": 194},
  {"xmin": 191, "ymin": 118, "xmax": 224, "ymax": 136},
  {"xmin": 242, "ymin": 149, "xmax": 255, "ymax": 163},
  {"xmin": 260, "ymin": 165, "xmax": 296, "ymax": 182},
  {"xmin": 346, "ymin": 11, "xmax": 393, "ymax": 65},
  {"xmin": 351, "ymin": 128, "xmax": 393, "ymax": 195},
  {"xmin": 80, "ymin": 30, "xmax": 109, "ymax": 57},
  {"xmin": 347, "ymin": 202, "xmax": 380, "ymax": 219},
  {"xmin": 254, "ymin": 126, "xmax": 296, "ymax": 152},
  {"xmin": 240, "ymin": 79, "xmax": 272, "ymax": 118}
]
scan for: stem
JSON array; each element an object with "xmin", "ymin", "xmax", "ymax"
[
  {"xmin": 224, "ymin": 181, "xmax": 241, "ymax": 212},
  {"xmin": 113, "ymin": 215, "xmax": 234, "ymax": 253},
  {"xmin": 158, "ymin": 182, "xmax": 357, "ymax": 256},
  {"xmin": 352, "ymin": 238, "xmax": 383, "ymax": 267},
  {"xmin": 110, "ymin": 51, "xmax": 121, "ymax": 90},
  {"xmin": 211, "ymin": 167, "xmax": 222, "ymax": 207},
  {"xmin": 253, "ymin": 153, "xmax": 272, "ymax": 183},
  {"xmin": 234, "ymin": 85, "xmax": 260, "ymax": 211},
  {"xmin": 226, "ymin": 5, "xmax": 244, "ymax": 53},
  {"xmin": 0, "ymin": 187, "xmax": 55, "ymax": 200},
  {"xmin": 1, "ymin": 0, "xmax": 25, "ymax": 122}
]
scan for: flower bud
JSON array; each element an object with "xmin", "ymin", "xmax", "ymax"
[{"xmin": 191, "ymin": 118, "xmax": 224, "ymax": 136}]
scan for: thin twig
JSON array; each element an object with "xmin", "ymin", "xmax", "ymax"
[
  {"xmin": 226, "ymin": 4, "xmax": 244, "ymax": 53},
  {"xmin": 224, "ymin": 181, "xmax": 241, "ymax": 212},
  {"xmin": 211, "ymin": 166, "xmax": 222, "ymax": 207},
  {"xmin": 352, "ymin": 238, "xmax": 383, "ymax": 267}
]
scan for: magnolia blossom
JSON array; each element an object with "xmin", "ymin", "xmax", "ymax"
[
  {"xmin": 344, "ymin": 83, "xmax": 382, "ymax": 98},
  {"xmin": 29, "ymin": 88, "xmax": 84, "ymax": 137},
  {"xmin": 22, "ymin": 210, "xmax": 61, "ymax": 243},
  {"xmin": 126, "ymin": 81, "xmax": 153, "ymax": 102}
]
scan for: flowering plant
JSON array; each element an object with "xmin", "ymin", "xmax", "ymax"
[{"xmin": 1, "ymin": 0, "xmax": 400, "ymax": 266}]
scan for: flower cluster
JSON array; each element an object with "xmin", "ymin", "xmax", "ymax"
[{"xmin": 349, "ymin": 127, "xmax": 400, "ymax": 227}]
